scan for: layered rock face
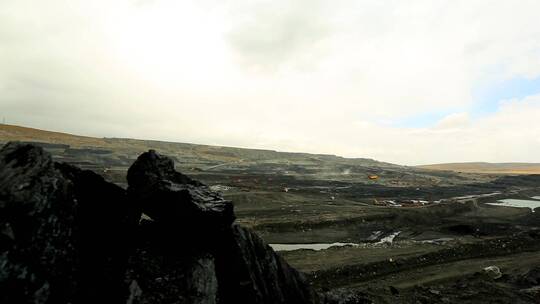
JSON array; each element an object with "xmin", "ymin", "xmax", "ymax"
[{"xmin": 0, "ymin": 143, "xmax": 320, "ymax": 304}]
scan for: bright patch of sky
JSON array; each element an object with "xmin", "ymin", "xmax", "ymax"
[
  {"xmin": 393, "ymin": 76, "xmax": 540, "ymax": 128},
  {"xmin": 471, "ymin": 76, "xmax": 540, "ymax": 117}
]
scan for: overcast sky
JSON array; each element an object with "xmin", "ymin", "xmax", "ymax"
[{"xmin": 1, "ymin": 0, "xmax": 540, "ymax": 165}]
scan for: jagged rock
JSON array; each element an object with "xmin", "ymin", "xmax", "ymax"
[
  {"xmin": 0, "ymin": 142, "xmax": 137, "ymax": 304},
  {"xmin": 215, "ymin": 224, "xmax": 320, "ymax": 304},
  {"xmin": 0, "ymin": 142, "xmax": 78, "ymax": 304},
  {"xmin": 125, "ymin": 219, "xmax": 219, "ymax": 304},
  {"xmin": 127, "ymin": 150, "xmax": 320, "ymax": 304},
  {"xmin": 1, "ymin": 143, "xmax": 321, "ymax": 304},
  {"xmin": 127, "ymin": 150, "xmax": 234, "ymax": 234},
  {"xmin": 126, "ymin": 220, "xmax": 320, "ymax": 304},
  {"xmin": 54, "ymin": 162, "xmax": 138, "ymax": 302}
]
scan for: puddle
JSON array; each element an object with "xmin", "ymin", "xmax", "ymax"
[
  {"xmin": 269, "ymin": 242, "xmax": 357, "ymax": 252},
  {"xmin": 453, "ymin": 192, "xmax": 501, "ymax": 200},
  {"xmin": 486, "ymin": 199, "xmax": 540, "ymax": 212},
  {"xmin": 270, "ymin": 231, "xmax": 402, "ymax": 252}
]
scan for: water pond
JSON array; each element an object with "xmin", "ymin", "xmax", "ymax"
[
  {"xmin": 486, "ymin": 199, "xmax": 540, "ymax": 212},
  {"xmin": 270, "ymin": 231, "xmax": 402, "ymax": 252},
  {"xmin": 269, "ymin": 242, "xmax": 357, "ymax": 252}
]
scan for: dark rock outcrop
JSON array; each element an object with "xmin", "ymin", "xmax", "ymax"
[
  {"xmin": 55, "ymin": 162, "xmax": 138, "ymax": 303},
  {"xmin": 126, "ymin": 149, "xmax": 319, "ymax": 304},
  {"xmin": 0, "ymin": 142, "xmax": 137, "ymax": 304},
  {"xmin": 215, "ymin": 224, "xmax": 320, "ymax": 304},
  {"xmin": 0, "ymin": 143, "xmax": 320, "ymax": 304},
  {"xmin": 0, "ymin": 142, "xmax": 79, "ymax": 304},
  {"xmin": 127, "ymin": 149, "xmax": 234, "ymax": 237}
]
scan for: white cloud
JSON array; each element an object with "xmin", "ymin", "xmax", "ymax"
[
  {"xmin": 0, "ymin": 0, "xmax": 539, "ymax": 164},
  {"xmin": 317, "ymin": 94, "xmax": 540, "ymax": 165},
  {"xmin": 435, "ymin": 113, "xmax": 470, "ymax": 130}
]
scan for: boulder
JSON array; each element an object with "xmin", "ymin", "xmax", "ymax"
[
  {"xmin": 0, "ymin": 142, "xmax": 137, "ymax": 304},
  {"xmin": 127, "ymin": 150, "xmax": 320, "ymax": 304},
  {"xmin": 55, "ymin": 162, "xmax": 139, "ymax": 302},
  {"xmin": 0, "ymin": 142, "xmax": 78, "ymax": 304},
  {"xmin": 483, "ymin": 266, "xmax": 502, "ymax": 280},
  {"xmin": 124, "ymin": 218, "xmax": 219, "ymax": 304},
  {"xmin": 214, "ymin": 224, "xmax": 320, "ymax": 304},
  {"xmin": 127, "ymin": 150, "xmax": 234, "ymax": 236}
]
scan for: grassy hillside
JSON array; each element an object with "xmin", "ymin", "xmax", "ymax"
[
  {"xmin": 0, "ymin": 123, "xmax": 486, "ymax": 188},
  {"xmin": 418, "ymin": 162, "xmax": 540, "ymax": 174}
]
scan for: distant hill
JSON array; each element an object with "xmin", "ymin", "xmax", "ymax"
[
  {"xmin": 0, "ymin": 123, "xmax": 497, "ymax": 187},
  {"xmin": 0, "ymin": 124, "xmax": 109, "ymax": 146},
  {"xmin": 0, "ymin": 123, "xmax": 391, "ymax": 167},
  {"xmin": 418, "ymin": 162, "xmax": 540, "ymax": 174}
]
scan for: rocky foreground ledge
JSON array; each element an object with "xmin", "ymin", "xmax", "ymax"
[{"xmin": 0, "ymin": 142, "xmax": 324, "ymax": 304}]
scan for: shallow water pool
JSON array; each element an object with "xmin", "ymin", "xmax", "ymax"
[
  {"xmin": 486, "ymin": 199, "xmax": 540, "ymax": 212},
  {"xmin": 269, "ymin": 242, "xmax": 357, "ymax": 252}
]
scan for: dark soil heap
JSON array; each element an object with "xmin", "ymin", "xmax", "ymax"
[{"xmin": 0, "ymin": 142, "xmax": 320, "ymax": 304}]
